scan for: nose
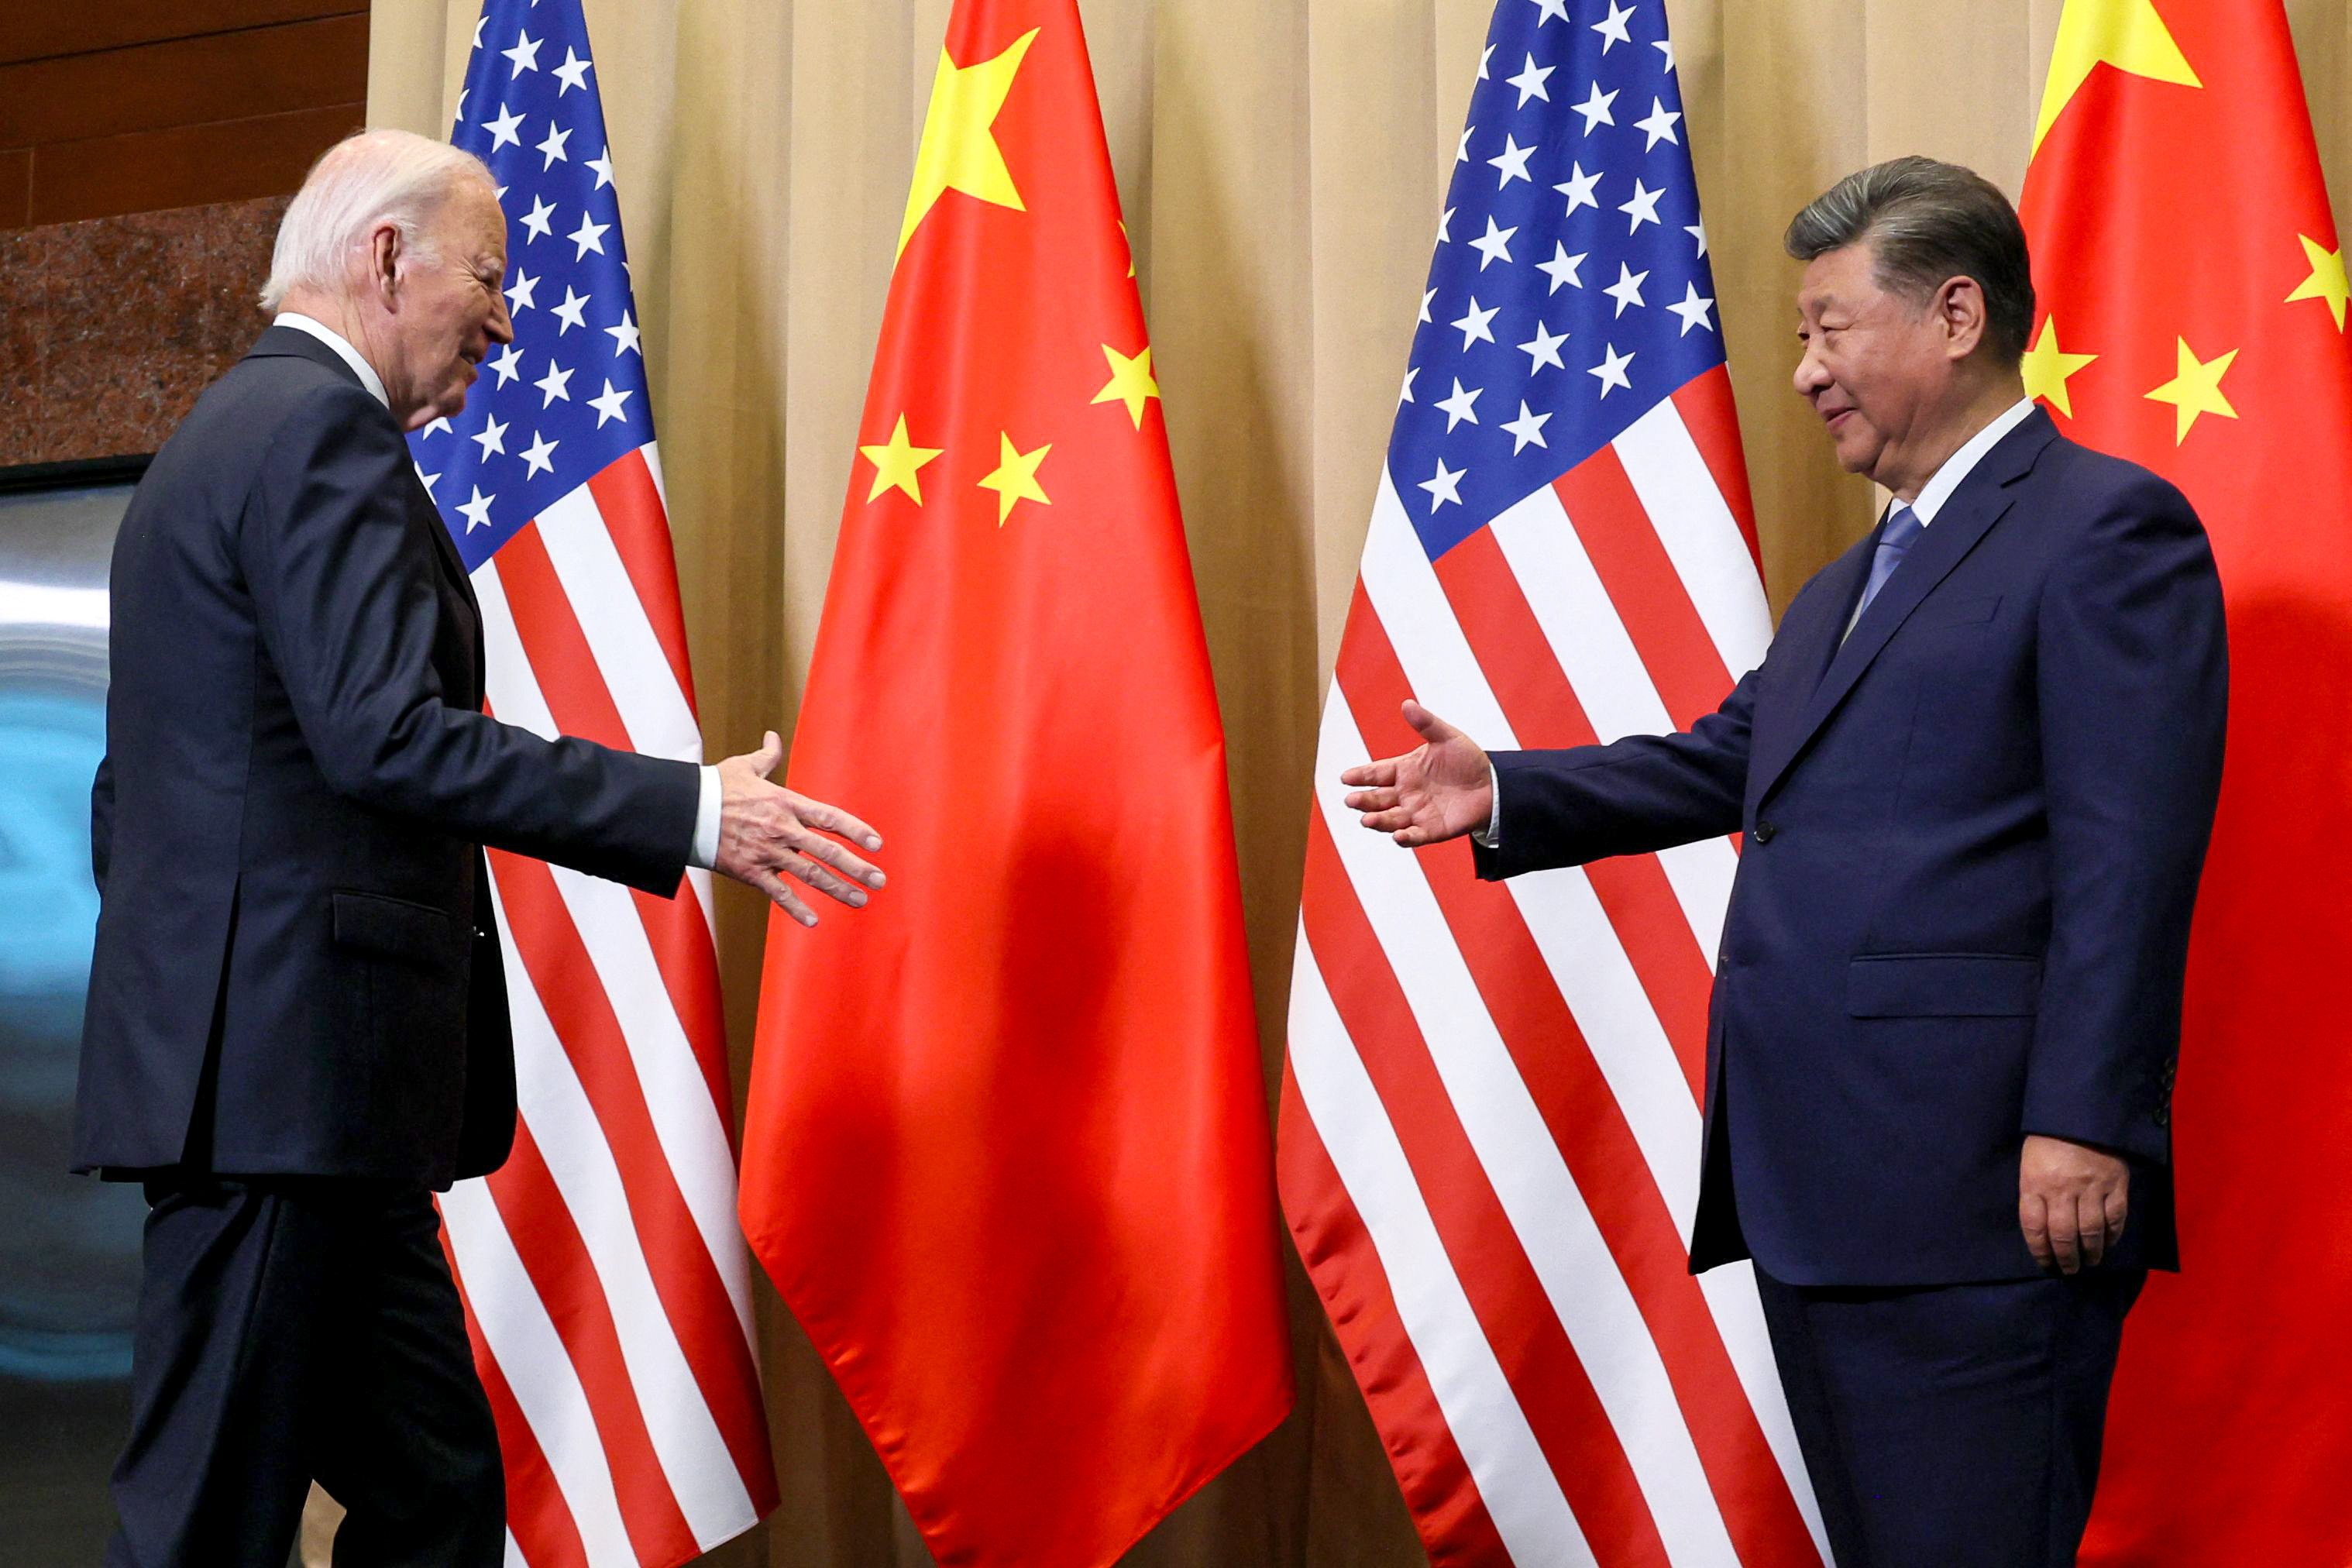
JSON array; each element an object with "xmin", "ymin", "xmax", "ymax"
[
  {"xmin": 1792, "ymin": 341, "xmax": 1830, "ymax": 399},
  {"xmin": 488, "ymin": 291, "xmax": 515, "ymax": 346}
]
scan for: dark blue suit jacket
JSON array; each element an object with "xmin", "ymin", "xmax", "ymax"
[
  {"xmin": 75, "ymin": 327, "xmax": 701, "ymax": 1189},
  {"xmin": 1473, "ymin": 409, "xmax": 2226, "ymax": 1285}
]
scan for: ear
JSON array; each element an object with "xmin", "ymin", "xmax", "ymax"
[
  {"xmin": 366, "ymin": 221, "xmax": 404, "ymax": 310},
  {"xmin": 1938, "ymin": 276, "xmax": 1988, "ymax": 361}
]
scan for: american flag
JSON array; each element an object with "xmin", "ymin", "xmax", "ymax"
[
  {"xmin": 1277, "ymin": 2, "xmax": 1831, "ymax": 1563},
  {"xmin": 408, "ymin": 2, "xmax": 775, "ymax": 1563}
]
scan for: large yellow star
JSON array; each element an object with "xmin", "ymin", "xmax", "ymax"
[
  {"xmin": 2021, "ymin": 317, "xmax": 2099, "ymax": 418},
  {"xmin": 2144, "ymin": 338, "xmax": 2239, "ymax": 445},
  {"xmin": 977, "ymin": 432, "xmax": 1051, "ymax": 526},
  {"xmin": 858, "ymin": 414, "xmax": 944, "ymax": 504},
  {"xmin": 2286, "ymin": 233, "xmax": 2350, "ymax": 331},
  {"xmin": 2033, "ymin": 0, "xmax": 2201, "ymax": 156},
  {"xmin": 1091, "ymin": 344, "xmax": 1161, "ymax": 430},
  {"xmin": 897, "ymin": 28, "xmax": 1040, "ymax": 260}
]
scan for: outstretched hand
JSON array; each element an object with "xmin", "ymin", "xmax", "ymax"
[
  {"xmin": 712, "ymin": 731, "xmax": 885, "ymax": 927},
  {"xmin": 1339, "ymin": 700, "xmax": 1494, "ymax": 848}
]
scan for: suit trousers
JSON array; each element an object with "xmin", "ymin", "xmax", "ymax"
[
  {"xmin": 104, "ymin": 1176, "xmax": 504, "ymax": 1568},
  {"xmin": 1754, "ymin": 1264, "xmax": 2144, "ymax": 1568}
]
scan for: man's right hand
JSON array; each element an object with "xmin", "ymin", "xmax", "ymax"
[
  {"xmin": 1340, "ymin": 700, "xmax": 1494, "ymax": 848},
  {"xmin": 713, "ymin": 731, "xmax": 885, "ymax": 927}
]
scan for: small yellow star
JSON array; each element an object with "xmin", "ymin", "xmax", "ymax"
[
  {"xmin": 1091, "ymin": 344, "xmax": 1161, "ymax": 430},
  {"xmin": 858, "ymin": 414, "xmax": 945, "ymax": 504},
  {"xmin": 1118, "ymin": 219, "xmax": 1134, "ymax": 279},
  {"xmin": 2020, "ymin": 317, "xmax": 2099, "ymax": 418},
  {"xmin": 977, "ymin": 432, "xmax": 1051, "ymax": 526},
  {"xmin": 2286, "ymin": 234, "xmax": 2349, "ymax": 331},
  {"xmin": 898, "ymin": 28, "xmax": 1040, "ymax": 260},
  {"xmin": 2144, "ymin": 337, "xmax": 2239, "ymax": 445}
]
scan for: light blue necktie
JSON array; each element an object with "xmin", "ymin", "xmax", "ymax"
[{"xmin": 1851, "ymin": 502, "xmax": 1924, "ymax": 628}]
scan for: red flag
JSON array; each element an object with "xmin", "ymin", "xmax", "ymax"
[
  {"xmin": 2020, "ymin": 3, "xmax": 2352, "ymax": 1561},
  {"xmin": 734, "ymin": 3, "xmax": 1293, "ymax": 1563}
]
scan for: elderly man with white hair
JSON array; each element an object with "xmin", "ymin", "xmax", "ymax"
[{"xmin": 74, "ymin": 129, "xmax": 882, "ymax": 1566}]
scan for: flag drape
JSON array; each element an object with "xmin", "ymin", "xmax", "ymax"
[
  {"xmin": 2020, "ymin": 3, "xmax": 2352, "ymax": 1563},
  {"xmin": 1276, "ymin": 1, "xmax": 1829, "ymax": 1563},
  {"xmin": 734, "ymin": 3, "xmax": 1294, "ymax": 1564},
  {"xmin": 414, "ymin": 5, "xmax": 777, "ymax": 1564}
]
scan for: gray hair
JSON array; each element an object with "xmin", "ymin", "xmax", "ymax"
[
  {"xmin": 1784, "ymin": 156, "xmax": 2035, "ymax": 363},
  {"xmin": 260, "ymin": 129, "xmax": 493, "ymax": 312}
]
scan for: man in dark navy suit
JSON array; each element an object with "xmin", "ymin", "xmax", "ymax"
[
  {"xmin": 75, "ymin": 130, "xmax": 887, "ymax": 1567},
  {"xmin": 1343, "ymin": 158, "xmax": 2227, "ymax": 1566}
]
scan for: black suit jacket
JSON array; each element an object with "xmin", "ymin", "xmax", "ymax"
[
  {"xmin": 75, "ymin": 327, "xmax": 701, "ymax": 1188},
  {"xmin": 1475, "ymin": 410, "xmax": 2227, "ymax": 1285}
]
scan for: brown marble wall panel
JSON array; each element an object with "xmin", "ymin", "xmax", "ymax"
[{"xmin": 0, "ymin": 194, "xmax": 286, "ymax": 468}]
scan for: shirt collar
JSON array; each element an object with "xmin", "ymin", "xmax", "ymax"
[
  {"xmin": 1905, "ymin": 397, "xmax": 2037, "ymax": 525},
  {"xmin": 272, "ymin": 312, "xmax": 390, "ymax": 410}
]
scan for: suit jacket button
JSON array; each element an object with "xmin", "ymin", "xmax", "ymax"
[{"xmin": 1752, "ymin": 820, "xmax": 1777, "ymax": 844}]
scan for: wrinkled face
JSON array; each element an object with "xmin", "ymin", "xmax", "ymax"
[
  {"xmin": 386, "ymin": 180, "xmax": 514, "ymax": 431},
  {"xmin": 1791, "ymin": 242, "xmax": 1958, "ymax": 487}
]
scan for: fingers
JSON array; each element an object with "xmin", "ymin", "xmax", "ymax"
[
  {"xmin": 1345, "ymin": 786, "xmax": 1399, "ymax": 814},
  {"xmin": 750, "ymin": 730, "xmax": 785, "ymax": 778},
  {"xmin": 2020, "ymin": 1192, "xmax": 2053, "ymax": 1271},
  {"xmin": 2102, "ymin": 1186, "xmax": 2129, "ymax": 1253},
  {"xmin": 789, "ymin": 832, "xmax": 885, "ymax": 892},
  {"xmin": 2077, "ymin": 1189, "xmax": 2106, "ymax": 1269},
  {"xmin": 779, "ymin": 847, "xmax": 868, "ymax": 906},
  {"xmin": 754, "ymin": 868, "xmax": 817, "ymax": 927},
  {"xmin": 783, "ymin": 789, "xmax": 884, "ymax": 853},
  {"xmin": 2047, "ymin": 1191, "xmax": 2082, "ymax": 1274},
  {"xmin": 1339, "ymin": 759, "xmax": 1400, "ymax": 789}
]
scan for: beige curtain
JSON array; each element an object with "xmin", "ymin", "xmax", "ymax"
[{"xmin": 359, "ymin": 2, "xmax": 2352, "ymax": 1562}]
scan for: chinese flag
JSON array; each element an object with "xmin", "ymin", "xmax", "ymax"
[
  {"xmin": 2020, "ymin": 2, "xmax": 2352, "ymax": 1561},
  {"xmin": 734, "ymin": 3, "xmax": 1293, "ymax": 1564}
]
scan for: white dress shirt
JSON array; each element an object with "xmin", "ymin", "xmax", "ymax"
[
  {"xmin": 272, "ymin": 312, "xmax": 724, "ymax": 870},
  {"xmin": 1475, "ymin": 396, "xmax": 2040, "ymax": 847}
]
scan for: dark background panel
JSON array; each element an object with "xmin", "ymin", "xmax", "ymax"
[
  {"xmin": 0, "ymin": 1, "xmax": 359, "ymax": 69},
  {"xmin": 29, "ymin": 105, "xmax": 366, "ymax": 225}
]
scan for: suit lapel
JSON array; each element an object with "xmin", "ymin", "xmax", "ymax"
[
  {"xmin": 1745, "ymin": 528, "xmax": 1876, "ymax": 804},
  {"xmin": 1751, "ymin": 407, "xmax": 2060, "ymax": 808}
]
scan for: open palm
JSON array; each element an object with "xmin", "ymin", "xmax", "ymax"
[{"xmin": 1339, "ymin": 700, "xmax": 1494, "ymax": 848}]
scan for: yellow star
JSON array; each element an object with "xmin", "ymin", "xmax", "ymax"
[
  {"xmin": 897, "ymin": 28, "xmax": 1040, "ymax": 260},
  {"xmin": 2144, "ymin": 338, "xmax": 2239, "ymax": 445},
  {"xmin": 2286, "ymin": 234, "xmax": 2349, "ymax": 331},
  {"xmin": 976, "ymin": 432, "xmax": 1050, "ymax": 526},
  {"xmin": 2020, "ymin": 317, "xmax": 2099, "ymax": 418},
  {"xmin": 1091, "ymin": 344, "xmax": 1161, "ymax": 430},
  {"xmin": 858, "ymin": 414, "xmax": 944, "ymax": 505},
  {"xmin": 2033, "ymin": 0, "xmax": 2200, "ymax": 156},
  {"xmin": 1119, "ymin": 219, "xmax": 1134, "ymax": 279}
]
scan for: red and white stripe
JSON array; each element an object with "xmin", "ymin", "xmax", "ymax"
[
  {"xmin": 435, "ymin": 443, "xmax": 779, "ymax": 1568},
  {"xmin": 1281, "ymin": 367, "xmax": 1830, "ymax": 1566}
]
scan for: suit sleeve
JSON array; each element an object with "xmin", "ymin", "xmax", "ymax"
[
  {"xmin": 90, "ymin": 751, "xmax": 113, "ymax": 894},
  {"xmin": 238, "ymin": 383, "xmax": 700, "ymax": 894},
  {"xmin": 2023, "ymin": 473, "xmax": 2227, "ymax": 1163},
  {"xmin": 1470, "ymin": 661, "xmax": 1757, "ymax": 881}
]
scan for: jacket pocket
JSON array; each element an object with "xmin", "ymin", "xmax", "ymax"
[
  {"xmin": 1917, "ymin": 593, "xmax": 2002, "ymax": 628},
  {"xmin": 331, "ymin": 890, "xmax": 464, "ymax": 969},
  {"xmin": 1847, "ymin": 953, "xmax": 2041, "ymax": 1017}
]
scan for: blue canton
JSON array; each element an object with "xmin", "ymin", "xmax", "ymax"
[
  {"xmin": 410, "ymin": 0, "xmax": 652, "ymax": 573},
  {"xmin": 1392, "ymin": 0, "xmax": 1725, "ymax": 560}
]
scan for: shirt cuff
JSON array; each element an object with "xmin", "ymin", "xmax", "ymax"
[
  {"xmin": 689, "ymin": 765, "xmax": 722, "ymax": 870},
  {"xmin": 1470, "ymin": 759, "xmax": 1501, "ymax": 848}
]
